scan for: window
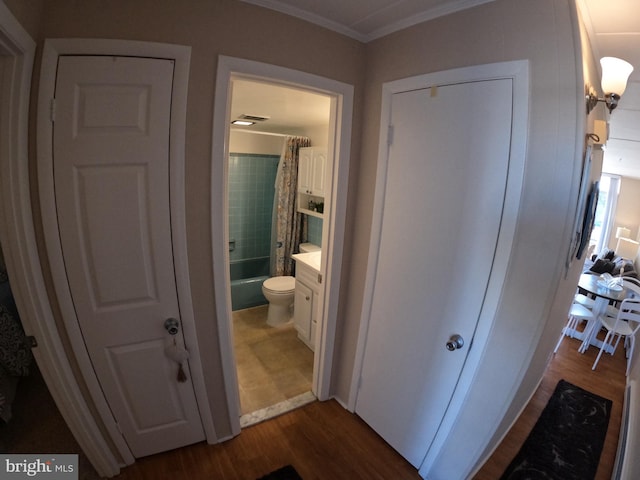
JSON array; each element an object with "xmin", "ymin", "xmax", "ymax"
[{"xmin": 589, "ymin": 174, "xmax": 621, "ymax": 255}]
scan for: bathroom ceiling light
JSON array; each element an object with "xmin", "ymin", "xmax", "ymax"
[
  {"xmin": 586, "ymin": 57, "xmax": 634, "ymax": 114},
  {"xmin": 231, "ymin": 120, "xmax": 255, "ymax": 126}
]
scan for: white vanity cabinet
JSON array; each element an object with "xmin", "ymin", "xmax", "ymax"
[
  {"xmin": 292, "ymin": 252, "xmax": 321, "ymax": 351},
  {"xmin": 297, "ymin": 146, "xmax": 326, "ymax": 218}
]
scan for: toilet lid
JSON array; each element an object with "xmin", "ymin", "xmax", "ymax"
[{"xmin": 263, "ymin": 276, "xmax": 296, "ymax": 292}]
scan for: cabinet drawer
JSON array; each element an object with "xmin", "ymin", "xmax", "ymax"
[{"xmin": 295, "ymin": 264, "xmax": 319, "ymax": 289}]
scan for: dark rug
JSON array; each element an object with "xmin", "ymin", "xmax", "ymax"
[
  {"xmin": 257, "ymin": 465, "xmax": 302, "ymax": 480},
  {"xmin": 500, "ymin": 379, "xmax": 612, "ymax": 480}
]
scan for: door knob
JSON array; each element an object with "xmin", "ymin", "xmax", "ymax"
[
  {"xmin": 164, "ymin": 317, "xmax": 180, "ymax": 336},
  {"xmin": 446, "ymin": 334, "xmax": 464, "ymax": 351}
]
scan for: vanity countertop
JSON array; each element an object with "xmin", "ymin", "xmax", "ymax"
[{"xmin": 292, "ymin": 251, "xmax": 321, "ymax": 273}]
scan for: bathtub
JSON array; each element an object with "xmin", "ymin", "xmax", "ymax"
[{"xmin": 230, "ymin": 257, "xmax": 270, "ymax": 311}]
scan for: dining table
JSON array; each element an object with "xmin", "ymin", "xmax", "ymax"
[{"xmin": 576, "ymin": 273, "xmax": 632, "ymax": 353}]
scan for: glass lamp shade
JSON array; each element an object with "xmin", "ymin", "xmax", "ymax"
[
  {"xmin": 600, "ymin": 57, "xmax": 634, "ymax": 96},
  {"xmin": 616, "ymin": 226, "xmax": 631, "ymax": 239}
]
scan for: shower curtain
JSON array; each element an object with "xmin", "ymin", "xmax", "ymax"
[{"xmin": 271, "ymin": 136, "xmax": 310, "ymax": 276}]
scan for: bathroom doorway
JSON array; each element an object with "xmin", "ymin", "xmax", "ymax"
[
  {"xmin": 227, "ymin": 78, "xmax": 330, "ymax": 424},
  {"xmin": 212, "ymin": 56, "xmax": 354, "ymax": 434}
]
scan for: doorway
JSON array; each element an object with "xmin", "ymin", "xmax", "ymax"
[
  {"xmin": 227, "ymin": 78, "xmax": 331, "ymax": 423},
  {"xmin": 211, "ymin": 56, "xmax": 354, "ymax": 435}
]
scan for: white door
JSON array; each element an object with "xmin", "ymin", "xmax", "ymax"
[
  {"xmin": 355, "ymin": 79, "xmax": 513, "ymax": 467},
  {"xmin": 52, "ymin": 55, "xmax": 205, "ymax": 457}
]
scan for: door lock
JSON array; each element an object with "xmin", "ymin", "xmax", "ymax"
[
  {"xmin": 164, "ymin": 317, "xmax": 180, "ymax": 336},
  {"xmin": 445, "ymin": 334, "xmax": 464, "ymax": 351}
]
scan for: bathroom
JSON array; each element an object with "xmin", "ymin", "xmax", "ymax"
[{"xmin": 226, "ymin": 77, "xmax": 331, "ymax": 425}]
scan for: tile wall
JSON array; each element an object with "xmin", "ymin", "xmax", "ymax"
[{"xmin": 228, "ymin": 153, "xmax": 279, "ymax": 262}]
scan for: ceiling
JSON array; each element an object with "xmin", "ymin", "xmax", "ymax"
[
  {"xmin": 230, "ymin": 79, "xmax": 331, "ymax": 135},
  {"xmin": 237, "ymin": 0, "xmax": 640, "ymax": 178}
]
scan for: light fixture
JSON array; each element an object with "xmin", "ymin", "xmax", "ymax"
[
  {"xmin": 615, "ymin": 226, "xmax": 633, "ymax": 254},
  {"xmin": 616, "ymin": 226, "xmax": 631, "ymax": 240},
  {"xmin": 586, "ymin": 57, "xmax": 634, "ymax": 114},
  {"xmin": 616, "ymin": 237, "xmax": 639, "ymax": 261},
  {"xmin": 231, "ymin": 120, "xmax": 255, "ymax": 126}
]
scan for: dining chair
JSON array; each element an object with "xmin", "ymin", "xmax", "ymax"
[
  {"xmin": 573, "ymin": 290, "xmax": 617, "ymax": 318},
  {"xmin": 623, "ymin": 277, "xmax": 640, "ymax": 298},
  {"xmin": 554, "ymin": 303, "xmax": 594, "ymax": 353},
  {"xmin": 592, "ymin": 298, "xmax": 640, "ymax": 376}
]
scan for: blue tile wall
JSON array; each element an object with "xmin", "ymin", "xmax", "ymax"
[
  {"xmin": 307, "ymin": 215, "xmax": 323, "ymax": 247},
  {"xmin": 228, "ymin": 153, "xmax": 280, "ymax": 263}
]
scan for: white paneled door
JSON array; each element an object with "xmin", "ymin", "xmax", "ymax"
[
  {"xmin": 52, "ymin": 56, "xmax": 205, "ymax": 457},
  {"xmin": 355, "ymin": 78, "xmax": 513, "ymax": 467}
]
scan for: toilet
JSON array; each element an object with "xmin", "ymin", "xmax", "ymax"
[{"xmin": 262, "ymin": 275, "xmax": 296, "ymax": 327}]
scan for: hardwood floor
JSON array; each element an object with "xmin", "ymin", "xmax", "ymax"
[
  {"xmin": 474, "ymin": 327, "xmax": 627, "ymax": 479},
  {"xmin": 6, "ymin": 309, "xmax": 626, "ymax": 480},
  {"xmin": 113, "ymin": 399, "xmax": 422, "ymax": 480}
]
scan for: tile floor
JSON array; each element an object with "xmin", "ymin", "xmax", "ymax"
[{"xmin": 232, "ymin": 305, "xmax": 314, "ymax": 416}]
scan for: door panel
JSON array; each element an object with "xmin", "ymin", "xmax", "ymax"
[
  {"xmin": 53, "ymin": 55, "xmax": 205, "ymax": 457},
  {"xmin": 355, "ymin": 79, "xmax": 512, "ymax": 467}
]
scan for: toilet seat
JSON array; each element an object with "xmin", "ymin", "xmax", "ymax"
[{"xmin": 263, "ymin": 276, "xmax": 295, "ymax": 294}]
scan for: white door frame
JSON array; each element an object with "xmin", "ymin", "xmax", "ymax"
[
  {"xmin": 36, "ymin": 39, "xmax": 216, "ymax": 468},
  {"xmin": 349, "ymin": 60, "xmax": 529, "ymax": 475},
  {"xmin": 0, "ymin": 10, "xmax": 123, "ymax": 479},
  {"xmin": 211, "ymin": 56, "xmax": 353, "ymax": 433}
]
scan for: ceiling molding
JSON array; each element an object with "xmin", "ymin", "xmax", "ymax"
[
  {"xmin": 241, "ymin": 0, "xmax": 496, "ymax": 43},
  {"xmin": 364, "ymin": 0, "xmax": 496, "ymax": 41},
  {"xmin": 240, "ymin": 0, "xmax": 369, "ymax": 42}
]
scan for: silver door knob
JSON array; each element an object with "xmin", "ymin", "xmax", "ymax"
[
  {"xmin": 446, "ymin": 334, "xmax": 464, "ymax": 351},
  {"xmin": 164, "ymin": 317, "xmax": 180, "ymax": 336}
]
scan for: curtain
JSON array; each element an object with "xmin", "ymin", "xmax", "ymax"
[
  {"xmin": 594, "ymin": 174, "xmax": 621, "ymax": 254},
  {"xmin": 273, "ymin": 136, "xmax": 310, "ymax": 276}
]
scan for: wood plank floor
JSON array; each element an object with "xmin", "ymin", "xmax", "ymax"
[
  {"xmin": 474, "ymin": 328, "xmax": 627, "ymax": 479},
  {"xmin": 113, "ymin": 399, "xmax": 422, "ymax": 480},
  {"xmin": 7, "ymin": 313, "xmax": 625, "ymax": 479},
  {"xmin": 113, "ymin": 323, "xmax": 627, "ymax": 480}
]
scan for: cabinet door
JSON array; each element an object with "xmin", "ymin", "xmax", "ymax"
[
  {"xmin": 298, "ymin": 148, "xmax": 312, "ymax": 194},
  {"xmin": 310, "ymin": 148, "xmax": 326, "ymax": 197},
  {"xmin": 294, "ymin": 280, "xmax": 313, "ymax": 341}
]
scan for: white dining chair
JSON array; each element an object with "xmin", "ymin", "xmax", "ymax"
[
  {"xmin": 592, "ymin": 298, "xmax": 640, "ymax": 376},
  {"xmin": 554, "ymin": 303, "xmax": 594, "ymax": 353},
  {"xmin": 573, "ymin": 290, "xmax": 617, "ymax": 319},
  {"xmin": 623, "ymin": 277, "xmax": 640, "ymax": 298}
]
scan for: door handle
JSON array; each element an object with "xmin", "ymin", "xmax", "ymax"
[
  {"xmin": 164, "ymin": 317, "xmax": 180, "ymax": 336},
  {"xmin": 445, "ymin": 334, "xmax": 464, "ymax": 351}
]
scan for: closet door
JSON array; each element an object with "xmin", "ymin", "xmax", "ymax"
[
  {"xmin": 52, "ymin": 55, "xmax": 205, "ymax": 457},
  {"xmin": 355, "ymin": 78, "xmax": 513, "ymax": 467}
]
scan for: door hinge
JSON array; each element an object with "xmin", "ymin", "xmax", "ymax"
[
  {"xmin": 387, "ymin": 125, "xmax": 394, "ymax": 145},
  {"xmin": 26, "ymin": 335, "xmax": 38, "ymax": 348},
  {"xmin": 49, "ymin": 98, "xmax": 56, "ymax": 122},
  {"xmin": 317, "ymin": 273, "xmax": 323, "ymax": 284}
]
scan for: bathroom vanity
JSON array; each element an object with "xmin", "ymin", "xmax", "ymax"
[{"xmin": 292, "ymin": 250, "xmax": 321, "ymax": 351}]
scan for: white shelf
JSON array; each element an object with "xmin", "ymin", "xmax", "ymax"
[{"xmin": 299, "ymin": 207, "xmax": 323, "ymax": 219}]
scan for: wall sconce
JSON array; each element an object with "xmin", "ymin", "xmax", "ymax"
[{"xmin": 586, "ymin": 57, "xmax": 634, "ymax": 114}]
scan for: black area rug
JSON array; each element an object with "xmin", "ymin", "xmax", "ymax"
[
  {"xmin": 257, "ymin": 465, "xmax": 302, "ymax": 480},
  {"xmin": 501, "ymin": 379, "xmax": 612, "ymax": 480}
]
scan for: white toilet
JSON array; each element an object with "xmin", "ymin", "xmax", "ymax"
[{"xmin": 262, "ymin": 275, "xmax": 296, "ymax": 327}]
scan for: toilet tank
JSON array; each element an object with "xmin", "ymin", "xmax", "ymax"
[{"xmin": 299, "ymin": 243, "xmax": 321, "ymax": 253}]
